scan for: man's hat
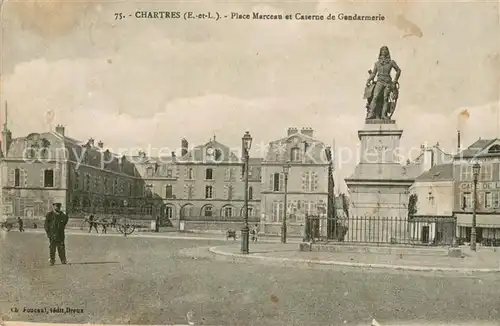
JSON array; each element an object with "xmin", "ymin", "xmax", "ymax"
[{"xmin": 53, "ymin": 203, "xmax": 62, "ymax": 207}]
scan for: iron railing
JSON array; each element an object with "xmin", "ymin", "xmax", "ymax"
[{"xmin": 304, "ymin": 215, "xmax": 459, "ymax": 246}]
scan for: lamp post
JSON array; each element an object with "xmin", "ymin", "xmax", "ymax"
[
  {"xmin": 471, "ymin": 162, "xmax": 481, "ymax": 251},
  {"xmin": 241, "ymin": 131, "xmax": 252, "ymax": 254},
  {"xmin": 281, "ymin": 161, "xmax": 291, "ymax": 243}
]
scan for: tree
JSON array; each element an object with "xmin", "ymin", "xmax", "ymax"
[
  {"xmin": 408, "ymin": 193, "xmax": 418, "ymax": 217},
  {"xmin": 340, "ymin": 193, "xmax": 350, "ymax": 218}
]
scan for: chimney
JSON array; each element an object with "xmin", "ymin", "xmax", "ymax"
[
  {"xmin": 181, "ymin": 138, "xmax": 188, "ymax": 156},
  {"xmin": 98, "ymin": 141, "xmax": 104, "ymax": 149},
  {"xmin": 300, "ymin": 127, "xmax": 314, "ymax": 137},
  {"xmin": 55, "ymin": 124, "xmax": 65, "ymax": 136},
  {"xmin": 171, "ymin": 151, "xmax": 176, "ymax": 162},
  {"xmin": 457, "ymin": 130, "xmax": 461, "ymax": 153},
  {"xmin": 422, "ymin": 143, "xmax": 433, "ymax": 171},
  {"xmin": 88, "ymin": 138, "xmax": 95, "ymax": 147},
  {"xmin": 287, "ymin": 127, "xmax": 298, "ymax": 136}
]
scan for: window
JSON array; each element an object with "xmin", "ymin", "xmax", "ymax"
[
  {"xmin": 113, "ymin": 180, "xmax": 118, "ymax": 194},
  {"xmin": 484, "ymin": 192, "xmax": 492, "ymax": 208},
  {"xmin": 493, "ymin": 192, "xmax": 500, "ymax": 208},
  {"xmin": 223, "ymin": 206, "xmax": 233, "ymax": 217},
  {"xmin": 291, "ymin": 147, "xmax": 301, "ymax": 162},
  {"xmin": 182, "ymin": 205, "xmax": 193, "ymax": 218},
  {"xmin": 225, "ymin": 168, "xmax": 233, "ymax": 181},
  {"xmin": 302, "ymin": 171, "xmax": 318, "ymax": 192},
  {"xmin": 167, "ymin": 169, "xmax": 173, "ymax": 178},
  {"xmin": 146, "ymin": 167, "xmax": 154, "ymax": 177},
  {"xmin": 14, "ymin": 168, "xmax": 20, "ymax": 187},
  {"xmin": 206, "ymin": 168, "xmax": 213, "ymax": 180},
  {"xmin": 85, "ymin": 174, "xmax": 91, "ymax": 191},
  {"xmin": 204, "ymin": 206, "xmax": 213, "ymax": 217},
  {"xmin": 272, "ymin": 173, "xmax": 281, "ymax": 191},
  {"xmin": 460, "ymin": 164, "xmax": 472, "ymax": 181},
  {"xmin": 462, "ymin": 192, "xmax": 472, "ymax": 209},
  {"xmin": 187, "ymin": 168, "xmax": 194, "ymax": 180},
  {"xmin": 226, "ymin": 185, "xmax": 233, "ymax": 200},
  {"xmin": 74, "ymin": 171, "xmax": 79, "ymax": 190},
  {"xmin": 242, "ymin": 206, "xmax": 254, "ymax": 217},
  {"xmin": 165, "ymin": 185, "xmax": 173, "ymax": 198},
  {"xmin": 249, "ymin": 186, "xmax": 253, "ymax": 200},
  {"xmin": 128, "ymin": 184, "xmax": 133, "ymax": 197},
  {"xmin": 205, "ymin": 185, "xmax": 213, "ymax": 199},
  {"xmin": 272, "ymin": 202, "xmax": 284, "ymax": 222},
  {"xmin": 488, "ymin": 144, "xmax": 500, "ymax": 153},
  {"xmin": 103, "ymin": 177, "xmax": 108, "ymax": 193},
  {"xmin": 479, "ymin": 163, "xmax": 493, "ymax": 181},
  {"xmin": 44, "ymin": 169, "xmax": 54, "ymax": 188},
  {"xmin": 163, "ymin": 206, "xmax": 173, "ymax": 219},
  {"xmin": 186, "ymin": 185, "xmax": 195, "ymax": 199},
  {"xmin": 142, "ymin": 205, "xmax": 153, "ymax": 215}
]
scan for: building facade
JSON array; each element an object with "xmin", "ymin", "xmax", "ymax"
[
  {"xmin": 409, "ymin": 163, "xmax": 455, "ymax": 245},
  {"xmin": 1, "ymin": 123, "xmax": 147, "ymax": 225},
  {"xmin": 133, "ymin": 137, "xmax": 262, "ymax": 232},
  {"xmin": 454, "ymin": 138, "xmax": 500, "ymax": 245},
  {"xmin": 2, "ymin": 121, "xmax": 333, "ymax": 236},
  {"xmin": 260, "ymin": 127, "xmax": 330, "ymax": 236}
]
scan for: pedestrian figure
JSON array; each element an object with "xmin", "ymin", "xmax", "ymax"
[
  {"xmin": 251, "ymin": 224, "xmax": 259, "ymax": 243},
  {"xmin": 44, "ymin": 203, "xmax": 68, "ymax": 266},
  {"xmin": 88, "ymin": 214, "xmax": 99, "ymax": 233},
  {"xmin": 101, "ymin": 218, "xmax": 107, "ymax": 234},
  {"xmin": 17, "ymin": 217, "xmax": 24, "ymax": 232},
  {"xmin": 111, "ymin": 216, "xmax": 117, "ymax": 228}
]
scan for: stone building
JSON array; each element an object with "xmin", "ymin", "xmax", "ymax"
[
  {"xmin": 133, "ymin": 137, "xmax": 262, "ymax": 232},
  {"xmin": 408, "ymin": 163, "xmax": 455, "ymax": 245},
  {"xmin": 260, "ymin": 127, "xmax": 330, "ymax": 236},
  {"xmin": 454, "ymin": 138, "xmax": 500, "ymax": 245},
  {"xmin": 1, "ymin": 122, "xmax": 145, "ymax": 224}
]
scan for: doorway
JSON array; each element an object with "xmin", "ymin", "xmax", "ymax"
[{"xmin": 421, "ymin": 226, "xmax": 429, "ymax": 243}]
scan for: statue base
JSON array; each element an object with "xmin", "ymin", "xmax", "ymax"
[
  {"xmin": 365, "ymin": 118, "xmax": 395, "ymax": 125},
  {"xmin": 344, "ymin": 118, "xmax": 414, "ymax": 243}
]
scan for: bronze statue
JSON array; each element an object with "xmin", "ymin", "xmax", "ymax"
[{"xmin": 364, "ymin": 46, "xmax": 401, "ymax": 120}]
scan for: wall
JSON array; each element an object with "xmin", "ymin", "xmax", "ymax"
[
  {"xmin": 2, "ymin": 160, "xmax": 67, "ymax": 217},
  {"xmin": 410, "ymin": 181, "xmax": 453, "ymax": 216}
]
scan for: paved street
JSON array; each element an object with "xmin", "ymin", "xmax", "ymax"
[{"xmin": 1, "ymin": 231, "xmax": 499, "ymax": 326}]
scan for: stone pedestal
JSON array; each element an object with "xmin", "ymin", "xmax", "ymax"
[{"xmin": 344, "ymin": 119, "xmax": 415, "ymax": 243}]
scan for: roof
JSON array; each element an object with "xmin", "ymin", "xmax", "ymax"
[
  {"xmin": 5, "ymin": 130, "xmax": 138, "ymax": 177},
  {"xmin": 178, "ymin": 139, "xmax": 241, "ymax": 163},
  {"xmin": 454, "ymin": 138, "xmax": 498, "ymax": 159},
  {"xmin": 264, "ymin": 131, "xmax": 328, "ymax": 164},
  {"xmin": 415, "ymin": 163, "xmax": 454, "ymax": 182}
]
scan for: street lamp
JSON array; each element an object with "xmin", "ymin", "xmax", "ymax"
[
  {"xmin": 241, "ymin": 131, "xmax": 253, "ymax": 254},
  {"xmin": 471, "ymin": 162, "xmax": 481, "ymax": 251},
  {"xmin": 281, "ymin": 161, "xmax": 291, "ymax": 243}
]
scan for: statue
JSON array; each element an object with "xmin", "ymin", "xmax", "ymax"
[{"xmin": 364, "ymin": 46, "xmax": 401, "ymax": 120}]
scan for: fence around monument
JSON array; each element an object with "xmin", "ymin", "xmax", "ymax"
[{"xmin": 304, "ymin": 215, "xmax": 458, "ymax": 246}]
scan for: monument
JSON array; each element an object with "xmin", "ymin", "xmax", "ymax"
[{"xmin": 344, "ymin": 46, "xmax": 415, "ymax": 243}]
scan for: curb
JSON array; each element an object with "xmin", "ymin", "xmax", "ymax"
[{"xmin": 209, "ymin": 246, "xmax": 500, "ymax": 273}]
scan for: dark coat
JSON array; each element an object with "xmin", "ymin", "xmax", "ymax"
[{"xmin": 44, "ymin": 211, "xmax": 69, "ymax": 241}]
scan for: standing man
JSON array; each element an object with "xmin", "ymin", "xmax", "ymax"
[
  {"xmin": 17, "ymin": 217, "xmax": 24, "ymax": 232},
  {"xmin": 44, "ymin": 203, "xmax": 68, "ymax": 266},
  {"xmin": 88, "ymin": 214, "xmax": 99, "ymax": 233}
]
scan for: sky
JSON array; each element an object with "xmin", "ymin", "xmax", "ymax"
[{"xmin": 1, "ymin": 0, "xmax": 499, "ymax": 190}]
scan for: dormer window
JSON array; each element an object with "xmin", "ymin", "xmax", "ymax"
[
  {"xmin": 291, "ymin": 147, "xmax": 301, "ymax": 162},
  {"xmin": 488, "ymin": 144, "xmax": 500, "ymax": 153},
  {"xmin": 146, "ymin": 167, "xmax": 154, "ymax": 177}
]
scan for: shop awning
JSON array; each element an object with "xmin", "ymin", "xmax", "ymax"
[{"xmin": 456, "ymin": 213, "xmax": 500, "ymax": 227}]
